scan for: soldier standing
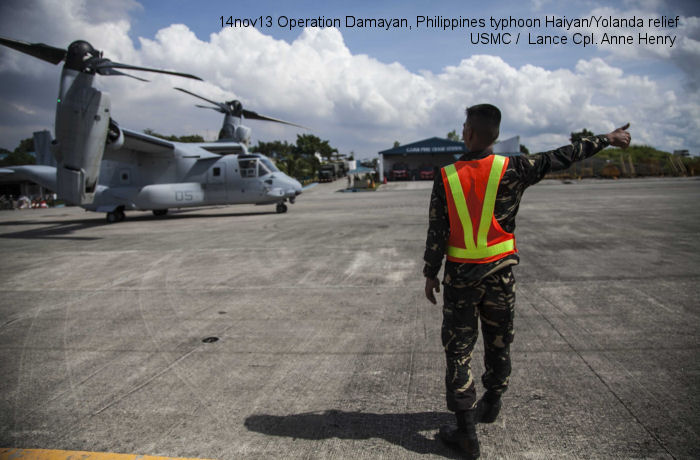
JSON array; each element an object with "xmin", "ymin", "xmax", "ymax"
[{"xmin": 423, "ymin": 104, "xmax": 630, "ymax": 458}]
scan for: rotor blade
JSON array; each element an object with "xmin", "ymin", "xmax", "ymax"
[
  {"xmin": 195, "ymin": 104, "xmax": 225, "ymax": 113},
  {"xmin": 241, "ymin": 109, "xmax": 308, "ymax": 129},
  {"xmin": 176, "ymin": 86, "xmax": 308, "ymax": 128},
  {"xmin": 174, "ymin": 87, "xmax": 226, "ymax": 110},
  {"xmin": 97, "ymin": 67, "xmax": 149, "ymax": 82},
  {"xmin": 94, "ymin": 61, "xmax": 202, "ymax": 81},
  {"xmin": 0, "ymin": 37, "xmax": 66, "ymax": 64}
]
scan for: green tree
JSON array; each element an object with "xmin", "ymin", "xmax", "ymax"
[
  {"xmin": 285, "ymin": 134, "xmax": 335, "ymax": 179},
  {"xmin": 143, "ymin": 129, "xmax": 204, "ymax": 143},
  {"xmin": 447, "ymin": 130, "xmax": 461, "ymax": 142},
  {"xmin": 251, "ymin": 135, "xmax": 339, "ymax": 181},
  {"xmin": 570, "ymin": 128, "xmax": 594, "ymax": 143},
  {"xmin": 251, "ymin": 140, "xmax": 294, "ymax": 160},
  {"xmin": 0, "ymin": 150, "xmax": 36, "ymax": 166},
  {"xmin": 362, "ymin": 158, "xmax": 378, "ymax": 168},
  {"xmin": 0, "ymin": 138, "xmax": 36, "ymax": 166},
  {"xmin": 330, "ymin": 152, "xmax": 347, "ymax": 162},
  {"xmin": 176, "ymin": 134, "xmax": 207, "ymax": 143},
  {"xmin": 393, "ymin": 141, "xmax": 400, "ymax": 148},
  {"xmin": 519, "ymin": 144, "xmax": 530, "ymax": 155},
  {"xmin": 276, "ymin": 156, "xmax": 306, "ymax": 178},
  {"xmin": 294, "ymin": 134, "xmax": 337, "ymax": 162},
  {"xmin": 15, "ymin": 137, "xmax": 34, "ymax": 154}
]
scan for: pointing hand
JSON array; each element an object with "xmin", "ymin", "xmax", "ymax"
[{"xmin": 606, "ymin": 123, "xmax": 631, "ymax": 149}]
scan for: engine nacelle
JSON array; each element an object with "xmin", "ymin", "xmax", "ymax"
[
  {"xmin": 235, "ymin": 125, "xmax": 252, "ymax": 144},
  {"xmin": 106, "ymin": 119, "xmax": 124, "ymax": 151},
  {"xmin": 54, "ymin": 72, "xmax": 110, "ymax": 205}
]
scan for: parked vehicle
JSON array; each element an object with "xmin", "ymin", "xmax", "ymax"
[
  {"xmin": 420, "ymin": 166, "xmax": 435, "ymax": 180},
  {"xmin": 391, "ymin": 163, "xmax": 409, "ymax": 180},
  {"xmin": 319, "ymin": 163, "xmax": 339, "ymax": 182}
]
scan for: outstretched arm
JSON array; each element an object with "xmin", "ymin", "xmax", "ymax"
[{"xmin": 518, "ymin": 123, "xmax": 631, "ymax": 186}]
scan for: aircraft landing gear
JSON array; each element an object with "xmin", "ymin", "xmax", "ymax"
[
  {"xmin": 152, "ymin": 209, "xmax": 168, "ymax": 217},
  {"xmin": 106, "ymin": 207, "xmax": 125, "ymax": 223},
  {"xmin": 276, "ymin": 203, "xmax": 288, "ymax": 213}
]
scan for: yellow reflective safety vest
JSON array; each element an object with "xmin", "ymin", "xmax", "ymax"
[{"xmin": 441, "ymin": 155, "xmax": 517, "ymax": 264}]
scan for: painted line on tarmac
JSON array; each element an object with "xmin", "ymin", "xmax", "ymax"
[{"xmin": 0, "ymin": 448, "xmax": 215, "ymax": 460}]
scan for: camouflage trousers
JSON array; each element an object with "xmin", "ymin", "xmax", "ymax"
[{"xmin": 442, "ymin": 266, "xmax": 515, "ymax": 412}]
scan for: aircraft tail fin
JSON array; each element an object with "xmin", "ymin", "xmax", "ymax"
[{"xmin": 33, "ymin": 130, "xmax": 57, "ymax": 167}]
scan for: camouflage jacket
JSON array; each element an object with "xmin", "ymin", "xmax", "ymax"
[{"xmin": 423, "ymin": 135, "xmax": 611, "ymax": 285}]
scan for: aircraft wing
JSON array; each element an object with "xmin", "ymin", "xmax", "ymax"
[
  {"xmin": 0, "ymin": 165, "xmax": 57, "ymax": 191},
  {"xmin": 121, "ymin": 128, "xmax": 175, "ymax": 155},
  {"xmin": 119, "ymin": 128, "xmax": 222, "ymax": 161},
  {"xmin": 199, "ymin": 145, "xmax": 245, "ymax": 156}
]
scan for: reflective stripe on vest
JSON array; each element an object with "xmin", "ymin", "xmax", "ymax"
[{"xmin": 443, "ymin": 155, "xmax": 515, "ymax": 261}]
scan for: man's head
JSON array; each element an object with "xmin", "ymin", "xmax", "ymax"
[{"xmin": 462, "ymin": 104, "xmax": 501, "ymax": 151}]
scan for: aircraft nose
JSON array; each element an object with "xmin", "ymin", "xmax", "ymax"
[{"xmin": 280, "ymin": 175, "xmax": 302, "ymax": 197}]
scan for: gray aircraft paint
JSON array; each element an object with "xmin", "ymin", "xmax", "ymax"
[
  {"xmin": 0, "ymin": 36, "xmax": 303, "ymax": 222},
  {"xmin": 15, "ymin": 129, "xmax": 301, "ymax": 214}
]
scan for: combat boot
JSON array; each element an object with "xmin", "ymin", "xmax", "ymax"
[
  {"xmin": 439, "ymin": 410, "xmax": 480, "ymax": 459},
  {"xmin": 476, "ymin": 390, "xmax": 501, "ymax": 424}
]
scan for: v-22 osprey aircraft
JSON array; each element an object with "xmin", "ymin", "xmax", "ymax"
[{"xmin": 0, "ymin": 37, "xmax": 304, "ymax": 222}]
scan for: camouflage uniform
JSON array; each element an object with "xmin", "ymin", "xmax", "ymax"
[{"xmin": 423, "ymin": 135, "xmax": 611, "ymax": 412}]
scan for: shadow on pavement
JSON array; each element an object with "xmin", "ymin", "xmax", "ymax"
[
  {"xmin": 0, "ymin": 219, "xmax": 103, "ymax": 240},
  {"xmin": 143, "ymin": 210, "xmax": 278, "ymax": 219},
  {"xmin": 0, "ymin": 210, "xmax": 278, "ymax": 240},
  {"xmin": 244, "ymin": 410, "xmax": 461, "ymax": 458}
]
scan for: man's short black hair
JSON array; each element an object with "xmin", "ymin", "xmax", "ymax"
[{"xmin": 466, "ymin": 104, "xmax": 501, "ymax": 146}]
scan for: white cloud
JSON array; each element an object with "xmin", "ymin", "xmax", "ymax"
[
  {"xmin": 558, "ymin": 2, "xmax": 700, "ymax": 91},
  {"xmin": 0, "ymin": 0, "xmax": 698, "ymax": 157},
  {"xmin": 530, "ymin": 0, "xmax": 555, "ymax": 12},
  {"xmin": 12, "ymin": 104, "xmax": 36, "ymax": 116}
]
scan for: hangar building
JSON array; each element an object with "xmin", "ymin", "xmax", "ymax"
[{"xmin": 378, "ymin": 136, "xmax": 521, "ymax": 182}]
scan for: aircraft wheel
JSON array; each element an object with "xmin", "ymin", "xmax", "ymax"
[
  {"xmin": 276, "ymin": 203, "xmax": 288, "ymax": 213},
  {"xmin": 153, "ymin": 209, "xmax": 168, "ymax": 217},
  {"xmin": 107, "ymin": 208, "xmax": 126, "ymax": 223}
]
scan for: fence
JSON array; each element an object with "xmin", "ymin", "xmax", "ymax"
[{"xmin": 545, "ymin": 153, "xmax": 698, "ymax": 179}]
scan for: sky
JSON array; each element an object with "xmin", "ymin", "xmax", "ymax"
[{"xmin": 0, "ymin": 0, "xmax": 698, "ymax": 159}]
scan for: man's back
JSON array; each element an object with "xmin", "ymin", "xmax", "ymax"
[
  {"xmin": 424, "ymin": 134, "xmax": 612, "ymax": 285},
  {"xmin": 423, "ymin": 104, "xmax": 630, "ymax": 459}
]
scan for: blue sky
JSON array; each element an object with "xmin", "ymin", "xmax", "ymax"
[
  {"xmin": 128, "ymin": 0, "xmax": 697, "ymax": 79},
  {"xmin": 0, "ymin": 0, "xmax": 698, "ymax": 157}
]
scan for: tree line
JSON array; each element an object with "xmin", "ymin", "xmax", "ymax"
[
  {"xmin": 141, "ymin": 130, "xmax": 347, "ymax": 181},
  {"xmin": 2, "ymin": 128, "xmax": 698, "ymax": 178}
]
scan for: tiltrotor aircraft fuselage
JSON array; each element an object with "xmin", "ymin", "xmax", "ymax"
[{"xmin": 0, "ymin": 37, "xmax": 303, "ymax": 222}]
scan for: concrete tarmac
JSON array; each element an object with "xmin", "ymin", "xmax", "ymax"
[{"xmin": 0, "ymin": 177, "xmax": 698, "ymax": 459}]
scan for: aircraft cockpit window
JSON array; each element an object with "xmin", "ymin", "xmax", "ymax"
[
  {"xmin": 258, "ymin": 161, "xmax": 271, "ymax": 177},
  {"xmin": 239, "ymin": 159, "xmax": 258, "ymax": 178},
  {"xmin": 260, "ymin": 158, "xmax": 279, "ymax": 173}
]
